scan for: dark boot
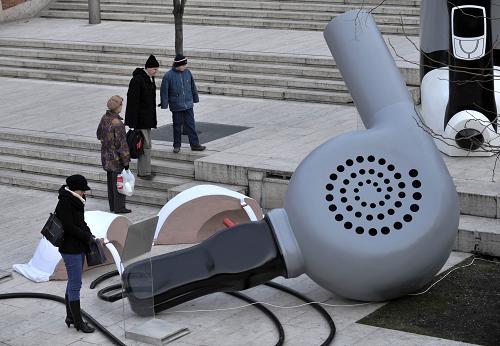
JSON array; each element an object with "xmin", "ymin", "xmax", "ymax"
[
  {"xmin": 64, "ymin": 294, "xmax": 74, "ymax": 328},
  {"xmin": 191, "ymin": 144, "xmax": 206, "ymax": 151},
  {"xmin": 69, "ymin": 300, "xmax": 95, "ymax": 333}
]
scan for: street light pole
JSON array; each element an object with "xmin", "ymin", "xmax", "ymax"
[{"xmin": 88, "ymin": 0, "xmax": 101, "ymax": 24}]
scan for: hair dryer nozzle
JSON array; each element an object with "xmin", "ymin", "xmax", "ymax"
[{"xmin": 324, "ymin": 10, "xmax": 414, "ymax": 129}]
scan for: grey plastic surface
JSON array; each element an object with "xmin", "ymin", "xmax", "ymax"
[
  {"xmin": 122, "ymin": 216, "xmax": 158, "ymax": 262},
  {"xmin": 266, "ymin": 209, "xmax": 304, "ymax": 278},
  {"xmin": 273, "ymin": 11, "xmax": 459, "ymax": 302},
  {"xmin": 420, "ymin": 0, "xmax": 449, "ymax": 53},
  {"xmin": 492, "ymin": 1, "xmax": 500, "ymax": 50}
]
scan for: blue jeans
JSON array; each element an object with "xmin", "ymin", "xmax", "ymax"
[
  {"xmin": 172, "ymin": 108, "xmax": 200, "ymax": 148},
  {"xmin": 61, "ymin": 252, "xmax": 85, "ymax": 301}
]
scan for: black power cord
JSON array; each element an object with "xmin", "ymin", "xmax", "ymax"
[
  {"xmin": 91, "ymin": 271, "xmax": 286, "ymax": 345},
  {"xmin": 226, "ymin": 292, "xmax": 285, "ymax": 346},
  {"xmin": 89, "ymin": 270, "xmax": 119, "ymax": 289},
  {"xmin": 91, "ymin": 270, "xmax": 335, "ymax": 345},
  {"xmin": 264, "ymin": 282, "xmax": 336, "ymax": 346},
  {"xmin": 98, "ymin": 283, "xmax": 123, "ymax": 302},
  {"xmin": 0, "ymin": 292, "xmax": 125, "ymax": 346}
]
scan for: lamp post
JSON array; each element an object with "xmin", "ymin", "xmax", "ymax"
[{"xmin": 88, "ymin": 0, "xmax": 101, "ymax": 24}]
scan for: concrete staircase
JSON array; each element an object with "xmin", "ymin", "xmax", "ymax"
[
  {"xmin": 453, "ymin": 179, "xmax": 500, "ymax": 257},
  {"xmin": 0, "ymin": 38, "xmax": 420, "ymax": 105},
  {"xmin": 40, "ymin": 0, "xmax": 421, "ymax": 35},
  {"xmin": 0, "ymin": 127, "xmax": 246, "ymax": 207}
]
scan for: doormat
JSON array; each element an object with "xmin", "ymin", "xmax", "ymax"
[
  {"xmin": 358, "ymin": 256, "xmax": 500, "ymax": 346},
  {"xmin": 152, "ymin": 122, "xmax": 250, "ymax": 144}
]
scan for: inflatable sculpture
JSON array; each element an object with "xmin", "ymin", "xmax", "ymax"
[
  {"xmin": 420, "ymin": 0, "xmax": 500, "ymax": 156},
  {"xmin": 13, "ymin": 211, "xmax": 129, "ymax": 282},
  {"xmin": 154, "ymin": 185, "xmax": 263, "ymax": 245},
  {"xmin": 122, "ymin": 11, "xmax": 459, "ymax": 316}
]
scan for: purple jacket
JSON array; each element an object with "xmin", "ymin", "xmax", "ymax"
[{"xmin": 96, "ymin": 110, "xmax": 131, "ymax": 172}]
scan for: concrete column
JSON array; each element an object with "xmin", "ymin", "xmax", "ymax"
[
  {"xmin": 88, "ymin": 0, "xmax": 101, "ymax": 24},
  {"xmin": 247, "ymin": 170, "xmax": 265, "ymax": 206}
]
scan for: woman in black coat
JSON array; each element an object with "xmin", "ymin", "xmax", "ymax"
[
  {"xmin": 125, "ymin": 54, "xmax": 159, "ymax": 180},
  {"xmin": 56, "ymin": 174, "xmax": 95, "ymax": 333}
]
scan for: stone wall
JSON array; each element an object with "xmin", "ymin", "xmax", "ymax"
[{"xmin": 0, "ymin": 0, "xmax": 52, "ymax": 22}]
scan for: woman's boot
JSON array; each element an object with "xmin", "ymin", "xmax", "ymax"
[
  {"xmin": 64, "ymin": 294, "xmax": 74, "ymax": 328},
  {"xmin": 68, "ymin": 300, "xmax": 95, "ymax": 333}
]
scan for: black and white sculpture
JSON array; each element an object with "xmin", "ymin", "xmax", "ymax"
[
  {"xmin": 420, "ymin": 0, "xmax": 500, "ymax": 156},
  {"xmin": 123, "ymin": 11, "xmax": 459, "ymax": 316}
]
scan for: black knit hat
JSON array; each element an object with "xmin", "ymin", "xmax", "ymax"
[
  {"xmin": 145, "ymin": 54, "xmax": 160, "ymax": 68},
  {"xmin": 173, "ymin": 54, "xmax": 187, "ymax": 67},
  {"xmin": 66, "ymin": 174, "xmax": 91, "ymax": 191}
]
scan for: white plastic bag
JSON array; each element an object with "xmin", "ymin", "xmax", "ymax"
[{"xmin": 117, "ymin": 169, "xmax": 135, "ymax": 196}]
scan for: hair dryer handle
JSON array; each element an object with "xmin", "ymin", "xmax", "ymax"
[{"xmin": 122, "ymin": 219, "xmax": 286, "ymax": 315}]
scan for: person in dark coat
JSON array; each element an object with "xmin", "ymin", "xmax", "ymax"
[
  {"xmin": 56, "ymin": 174, "xmax": 95, "ymax": 333},
  {"xmin": 160, "ymin": 54, "xmax": 206, "ymax": 153},
  {"xmin": 97, "ymin": 95, "xmax": 131, "ymax": 214},
  {"xmin": 125, "ymin": 54, "xmax": 159, "ymax": 180}
]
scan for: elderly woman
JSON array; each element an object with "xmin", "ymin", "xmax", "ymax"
[
  {"xmin": 56, "ymin": 174, "xmax": 95, "ymax": 333},
  {"xmin": 97, "ymin": 95, "xmax": 131, "ymax": 214}
]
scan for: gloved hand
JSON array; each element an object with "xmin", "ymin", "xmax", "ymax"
[{"xmin": 157, "ymin": 103, "xmax": 161, "ymax": 107}]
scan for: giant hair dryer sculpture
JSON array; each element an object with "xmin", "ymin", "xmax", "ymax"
[{"xmin": 122, "ymin": 11, "xmax": 459, "ymax": 316}]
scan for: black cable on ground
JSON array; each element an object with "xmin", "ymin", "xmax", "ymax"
[
  {"xmin": 226, "ymin": 291, "xmax": 285, "ymax": 346},
  {"xmin": 0, "ymin": 292, "xmax": 126, "ymax": 346},
  {"xmin": 93, "ymin": 282, "xmax": 286, "ymax": 345},
  {"xmin": 97, "ymin": 283, "xmax": 123, "ymax": 302},
  {"xmin": 264, "ymin": 282, "xmax": 336, "ymax": 346},
  {"xmin": 90, "ymin": 272, "xmax": 333, "ymax": 345},
  {"xmin": 90, "ymin": 270, "xmax": 119, "ymax": 289}
]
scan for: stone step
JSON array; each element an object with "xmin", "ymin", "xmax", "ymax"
[
  {"xmin": 59, "ymin": 0, "xmax": 421, "ymax": 16},
  {"xmin": 0, "ymin": 38, "xmax": 339, "ymax": 66},
  {"xmin": 0, "ymin": 64, "xmax": 421, "ymax": 104},
  {"xmin": 0, "ymin": 139, "xmax": 196, "ymax": 182},
  {"xmin": 39, "ymin": 10, "xmax": 420, "ymax": 35},
  {"xmin": 216, "ymin": 0, "xmax": 420, "ymax": 5},
  {"xmin": 0, "ymin": 47, "xmax": 344, "ymax": 80},
  {"xmin": 0, "ymin": 57, "xmax": 350, "ymax": 92},
  {"xmin": 0, "ymin": 66, "xmax": 361, "ymax": 104},
  {"xmin": 454, "ymin": 178, "xmax": 500, "ymax": 219},
  {"xmin": 0, "ymin": 167, "xmax": 246, "ymax": 207},
  {"xmin": 0, "ymin": 126, "xmax": 210, "ymax": 162},
  {"xmin": 0, "ymin": 128, "xmax": 247, "ymax": 207},
  {"xmin": 0, "ymin": 39, "xmax": 421, "ymax": 88},
  {"xmin": 0, "ymin": 167, "xmax": 169, "ymax": 206},
  {"xmin": 48, "ymin": 2, "xmax": 420, "ymax": 25},
  {"xmin": 0, "ymin": 153, "xmax": 193, "ymax": 188},
  {"xmin": 455, "ymin": 214, "xmax": 500, "ymax": 257}
]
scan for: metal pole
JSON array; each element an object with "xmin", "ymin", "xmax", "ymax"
[{"xmin": 88, "ymin": 0, "xmax": 101, "ymax": 24}]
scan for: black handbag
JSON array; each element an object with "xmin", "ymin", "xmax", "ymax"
[
  {"xmin": 41, "ymin": 212, "xmax": 64, "ymax": 247},
  {"xmin": 86, "ymin": 238, "xmax": 107, "ymax": 267},
  {"xmin": 126, "ymin": 129, "xmax": 145, "ymax": 159}
]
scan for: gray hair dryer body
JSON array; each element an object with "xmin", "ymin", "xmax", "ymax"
[
  {"xmin": 274, "ymin": 10, "xmax": 459, "ymax": 301},
  {"xmin": 122, "ymin": 11, "xmax": 459, "ymax": 315}
]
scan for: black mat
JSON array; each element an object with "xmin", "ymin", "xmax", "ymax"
[
  {"xmin": 151, "ymin": 122, "xmax": 250, "ymax": 144},
  {"xmin": 358, "ymin": 257, "xmax": 500, "ymax": 346}
]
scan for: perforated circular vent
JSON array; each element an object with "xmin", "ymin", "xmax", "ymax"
[{"xmin": 325, "ymin": 155, "xmax": 422, "ymax": 237}]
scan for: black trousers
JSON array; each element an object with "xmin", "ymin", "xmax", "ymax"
[{"xmin": 107, "ymin": 171, "xmax": 126, "ymax": 212}]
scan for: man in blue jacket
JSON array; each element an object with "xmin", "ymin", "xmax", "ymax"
[{"xmin": 160, "ymin": 54, "xmax": 206, "ymax": 153}]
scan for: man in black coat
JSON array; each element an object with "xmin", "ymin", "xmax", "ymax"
[{"xmin": 125, "ymin": 55, "xmax": 159, "ymax": 180}]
